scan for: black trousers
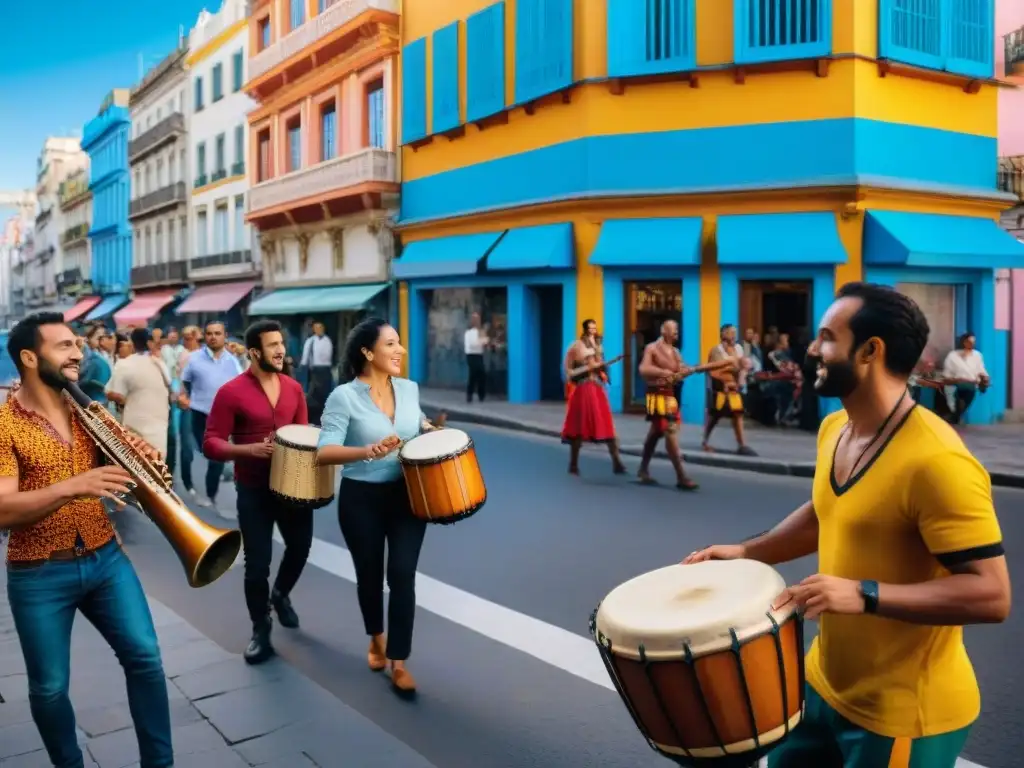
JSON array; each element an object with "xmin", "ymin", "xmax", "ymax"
[
  {"xmin": 338, "ymin": 478, "xmax": 426, "ymax": 660},
  {"xmin": 236, "ymin": 484, "xmax": 314, "ymax": 625},
  {"xmin": 466, "ymin": 353, "xmax": 486, "ymax": 402},
  {"xmin": 192, "ymin": 411, "xmax": 224, "ymax": 501}
]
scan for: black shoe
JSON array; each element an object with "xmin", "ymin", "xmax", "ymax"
[
  {"xmin": 244, "ymin": 619, "xmax": 275, "ymax": 665},
  {"xmin": 272, "ymin": 590, "xmax": 300, "ymax": 629}
]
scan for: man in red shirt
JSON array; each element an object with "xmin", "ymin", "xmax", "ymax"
[{"xmin": 203, "ymin": 320, "xmax": 312, "ymax": 664}]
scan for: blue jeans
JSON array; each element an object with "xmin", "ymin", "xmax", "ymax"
[
  {"xmin": 179, "ymin": 407, "xmax": 195, "ymax": 492},
  {"xmin": 6, "ymin": 540, "xmax": 173, "ymax": 768}
]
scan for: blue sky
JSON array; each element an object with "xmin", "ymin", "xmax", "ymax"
[{"xmin": 0, "ymin": 0, "xmax": 212, "ymax": 197}]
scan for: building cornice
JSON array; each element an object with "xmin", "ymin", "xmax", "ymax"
[{"xmin": 130, "ymin": 47, "xmax": 189, "ymax": 108}]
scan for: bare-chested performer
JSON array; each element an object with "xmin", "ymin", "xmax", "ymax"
[
  {"xmin": 702, "ymin": 323, "xmax": 757, "ymax": 456},
  {"xmin": 636, "ymin": 320, "xmax": 699, "ymax": 490}
]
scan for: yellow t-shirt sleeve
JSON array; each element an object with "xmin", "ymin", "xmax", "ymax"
[{"xmin": 911, "ymin": 450, "xmax": 1004, "ymax": 567}]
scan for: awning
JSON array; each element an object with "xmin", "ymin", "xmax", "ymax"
[
  {"xmin": 175, "ymin": 280, "xmax": 258, "ymax": 315},
  {"xmin": 864, "ymin": 211, "xmax": 1024, "ymax": 269},
  {"xmin": 589, "ymin": 218, "xmax": 703, "ymax": 267},
  {"xmin": 717, "ymin": 212, "xmax": 847, "ymax": 266},
  {"xmin": 392, "ymin": 232, "xmax": 502, "ymax": 279},
  {"xmin": 85, "ymin": 294, "xmax": 129, "ymax": 322},
  {"xmin": 113, "ymin": 289, "xmax": 179, "ymax": 328},
  {"xmin": 249, "ymin": 283, "xmax": 389, "ymax": 315},
  {"xmin": 486, "ymin": 223, "xmax": 575, "ymax": 271},
  {"xmin": 64, "ymin": 296, "xmax": 103, "ymax": 322}
]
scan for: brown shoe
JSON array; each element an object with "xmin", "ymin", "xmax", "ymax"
[
  {"xmin": 367, "ymin": 637, "xmax": 386, "ymax": 672},
  {"xmin": 389, "ymin": 664, "xmax": 416, "ymax": 693}
]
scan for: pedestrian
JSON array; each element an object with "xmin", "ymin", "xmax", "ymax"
[
  {"xmin": 463, "ymin": 311, "xmax": 489, "ymax": 402},
  {"xmin": 300, "ymin": 320, "xmax": 334, "ymax": 421},
  {"xmin": 175, "ymin": 327, "xmax": 202, "ymax": 498},
  {"xmin": 686, "ymin": 282, "xmax": 1010, "ymax": 768},
  {"xmin": 78, "ymin": 325, "xmax": 112, "ymax": 406},
  {"xmin": 316, "ymin": 317, "xmax": 440, "ymax": 694},
  {"xmin": 203, "ymin": 320, "xmax": 312, "ymax": 665},
  {"xmin": 0, "ymin": 312, "xmax": 173, "ymax": 767},
  {"xmin": 105, "ymin": 328, "xmax": 172, "ymax": 458}
]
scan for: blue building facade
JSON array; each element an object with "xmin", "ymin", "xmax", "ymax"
[{"xmin": 83, "ymin": 90, "xmax": 132, "ymax": 299}]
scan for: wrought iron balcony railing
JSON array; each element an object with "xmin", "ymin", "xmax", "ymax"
[
  {"xmin": 128, "ymin": 112, "xmax": 185, "ymax": 163},
  {"xmin": 129, "ymin": 181, "xmax": 186, "ymax": 220}
]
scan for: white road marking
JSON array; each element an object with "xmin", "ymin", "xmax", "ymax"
[{"xmin": 280, "ymin": 532, "xmax": 990, "ymax": 768}]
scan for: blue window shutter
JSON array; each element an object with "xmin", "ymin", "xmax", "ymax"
[
  {"xmin": 514, "ymin": 0, "xmax": 573, "ymax": 104},
  {"xmin": 734, "ymin": 0, "xmax": 833, "ymax": 65},
  {"xmin": 947, "ymin": 0, "xmax": 993, "ymax": 78},
  {"xmin": 878, "ymin": 0, "xmax": 944, "ymax": 70},
  {"xmin": 401, "ymin": 38, "xmax": 428, "ymax": 143},
  {"xmin": 432, "ymin": 23, "xmax": 461, "ymax": 133},
  {"xmin": 466, "ymin": 2, "xmax": 507, "ymax": 122},
  {"xmin": 607, "ymin": 0, "xmax": 697, "ymax": 77}
]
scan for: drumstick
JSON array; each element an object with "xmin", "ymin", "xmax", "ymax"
[{"xmin": 568, "ymin": 354, "xmax": 626, "ymax": 379}]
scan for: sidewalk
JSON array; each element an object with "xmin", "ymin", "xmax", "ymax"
[
  {"xmin": 0, "ymin": 553, "xmax": 436, "ymax": 768},
  {"xmin": 420, "ymin": 388, "xmax": 1024, "ymax": 489}
]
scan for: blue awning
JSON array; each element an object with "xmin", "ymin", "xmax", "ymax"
[
  {"xmin": 249, "ymin": 283, "xmax": 389, "ymax": 316},
  {"xmin": 392, "ymin": 232, "xmax": 502, "ymax": 280},
  {"xmin": 589, "ymin": 218, "xmax": 703, "ymax": 267},
  {"xmin": 717, "ymin": 212, "xmax": 847, "ymax": 266},
  {"xmin": 486, "ymin": 223, "xmax": 575, "ymax": 271},
  {"xmin": 864, "ymin": 211, "xmax": 1024, "ymax": 269},
  {"xmin": 84, "ymin": 294, "xmax": 129, "ymax": 322}
]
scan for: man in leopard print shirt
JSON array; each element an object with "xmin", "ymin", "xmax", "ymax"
[{"xmin": 0, "ymin": 312, "xmax": 173, "ymax": 767}]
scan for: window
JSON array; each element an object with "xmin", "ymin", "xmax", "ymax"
[
  {"xmin": 257, "ymin": 130, "xmax": 271, "ymax": 182},
  {"xmin": 401, "ymin": 38, "xmax": 427, "ymax": 143},
  {"xmin": 194, "ymin": 77, "xmax": 204, "ymax": 111},
  {"xmin": 607, "ymin": 0, "xmax": 697, "ymax": 76},
  {"xmin": 514, "ymin": 0, "xmax": 574, "ymax": 104},
  {"xmin": 212, "ymin": 63, "xmax": 223, "ymax": 102},
  {"xmin": 258, "ymin": 18, "xmax": 271, "ymax": 50},
  {"xmin": 215, "ymin": 133, "xmax": 226, "ymax": 174},
  {"xmin": 287, "ymin": 120, "xmax": 301, "ymax": 171},
  {"xmin": 878, "ymin": 0, "xmax": 992, "ymax": 78},
  {"xmin": 196, "ymin": 209, "xmax": 208, "ymax": 257},
  {"xmin": 466, "ymin": 2, "xmax": 506, "ymax": 122},
  {"xmin": 321, "ymin": 102, "xmax": 337, "ymax": 161},
  {"xmin": 367, "ymin": 82, "xmax": 385, "ymax": 148},
  {"xmin": 432, "ymin": 23, "xmax": 460, "ymax": 132},
  {"xmin": 168, "ymin": 218, "xmax": 176, "ymax": 259},
  {"xmin": 155, "ymin": 222, "xmax": 163, "ymax": 262},
  {"xmin": 234, "ymin": 196, "xmax": 246, "ymax": 250},
  {"xmin": 232, "ymin": 50, "xmax": 244, "ymax": 91},
  {"xmin": 734, "ymin": 0, "xmax": 831, "ymax": 64},
  {"xmin": 214, "ymin": 204, "xmax": 229, "ymax": 253},
  {"xmin": 290, "ymin": 0, "xmax": 304, "ymax": 31},
  {"xmin": 196, "ymin": 142, "xmax": 207, "ymax": 185},
  {"xmin": 233, "ymin": 124, "xmax": 245, "ymax": 174}
]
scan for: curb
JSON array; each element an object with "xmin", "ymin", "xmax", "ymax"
[{"xmin": 423, "ymin": 403, "xmax": 1024, "ymax": 488}]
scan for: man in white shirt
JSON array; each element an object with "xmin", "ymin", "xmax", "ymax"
[
  {"xmin": 942, "ymin": 332, "xmax": 989, "ymax": 424},
  {"xmin": 464, "ymin": 312, "xmax": 490, "ymax": 403},
  {"xmin": 106, "ymin": 328, "xmax": 172, "ymax": 457},
  {"xmin": 300, "ymin": 321, "xmax": 334, "ymax": 419}
]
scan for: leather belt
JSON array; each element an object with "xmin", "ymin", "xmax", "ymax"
[{"xmin": 7, "ymin": 544, "xmax": 106, "ymax": 571}]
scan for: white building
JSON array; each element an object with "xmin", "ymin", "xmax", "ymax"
[
  {"xmin": 177, "ymin": 0, "xmax": 261, "ymax": 328},
  {"xmin": 32, "ymin": 138, "xmax": 88, "ymax": 312},
  {"xmin": 57, "ymin": 168, "xmax": 93, "ymax": 305}
]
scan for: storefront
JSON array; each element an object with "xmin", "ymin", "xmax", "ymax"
[
  {"xmin": 84, "ymin": 294, "xmax": 129, "ymax": 324},
  {"xmin": 173, "ymin": 280, "xmax": 258, "ymax": 338},
  {"xmin": 112, "ymin": 288, "xmax": 184, "ymax": 331}
]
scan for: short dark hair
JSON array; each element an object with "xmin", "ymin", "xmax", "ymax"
[
  {"xmin": 835, "ymin": 282, "xmax": 929, "ymax": 377},
  {"xmin": 958, "ymin": 331, "xmax": 975, "ymax": 349},
  {"xmin": 8, "ymin": 312, "xmax": 68, "ymax": 372},
  {"xmin": 130, "ymin": 327, "xmax": 151, "ymax": 354},
  {"xmin": 86, "ymin": 325, "xmax": 105, "ymax": 342},
  {"xmin": 245, "ymin": 320, "xmax": 283, "ymax": 353},
  {"xmin": 342, "ymin": 317, "xmax": 390, "ymax": 381}
]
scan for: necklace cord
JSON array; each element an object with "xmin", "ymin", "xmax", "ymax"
[{"xmin": 839, "ymin": 389, "xmax": 908, "ymax": 481}]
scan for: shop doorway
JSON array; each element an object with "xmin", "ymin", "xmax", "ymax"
[
  {"xmin": 624, "ymin": 281, "xmax": 682, "ymax": 411},
  {"xmin": 740, "ymin": 280, "xmax": 813, "ymax": 346},
  {"xmin": 534, "ymin": 285, "xmax": 565, "ymax": 401}
]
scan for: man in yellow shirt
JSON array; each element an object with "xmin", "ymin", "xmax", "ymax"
[{"xmin": 686, "ymin": 282, "xmax": 1010, "ymax": 768}]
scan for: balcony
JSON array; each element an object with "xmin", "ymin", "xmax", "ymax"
[
  {"xmin": 131, "ymin": 260, "xmax": 188, "ymax": 287},
  {"xmin": 249, "ymin": 148, "xmax": 397, "ymax": 217},
  {"xmin": 1006, "ymin": 27, "xmax": 1024, "ymax": 77},
  {"xmin": 62, "ymin": 223, "xmax": 90, "ymax": 246},
  {"xmin": 57, "ymin": 267, "xmax": 90, "ymax": 296},
  {"xmin": 128, "ymin": 112, "xmax": 185, "ymax": 164},
  {"xmin": 35, "ymin": 206, "xmax": 52, "ymax": 226},
  {"xmin": 189, "ymin": 249, "xmax": 258, "ymax": 280},
  {"xmin": 231, "ymin": 160, "xmax": 245, "ymax": 176},
  {"xmin": 129, "ymin": 181, "xmax": 186, "ymax": 221},
  {"xmin": 37, "ymin": 245, "xmax": 55, "ymax": 263},
  {"xmin": 59, "ymin": 177, "xmax": 91, "ymax": 211},
  {"xmin": 248, "ymin": 0, "xmax": 399, "ymax": 91},
  {"xmin": 999, "ymin": 156, "xmax": 1023, "ymax": 200}
]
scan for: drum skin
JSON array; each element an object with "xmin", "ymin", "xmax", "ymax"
[
  {"xmin": 270, "ymin": 425, "xmax": 336, "ymax": 509},
  {"xmin": 399, "ymin": 430, "xmax": 487, "ymax": 524}
]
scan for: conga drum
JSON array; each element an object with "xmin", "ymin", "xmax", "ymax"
[
  {"xmin": 590, "ymin": 560, "xmax": 804, "ymax": 766},
  {"xmin": 398, "ymin": 428, "xmax": 486, "ymax": 524},
  {"xmin": 269, "ymin": 425, "xmax": 336, "ymax": 509}
]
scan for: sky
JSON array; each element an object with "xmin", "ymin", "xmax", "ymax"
[{"xmin": 0, "ymin": 0, "xmax": 213, "ymax": 198}]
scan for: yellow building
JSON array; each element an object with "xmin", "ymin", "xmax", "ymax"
[{"xmin": 395, "ymin": 0, "xmax": 1024, "ymax": 424}]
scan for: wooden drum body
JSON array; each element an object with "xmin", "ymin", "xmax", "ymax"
[
  {"xmin": 398, "ymin": 428, "xmax": 486, "ymax": 524},
  {"xmin": 269, "ymin": 425, "xmax": 336, "ymax": 509},
  {"xmin": 591, "ymin": 560, "xmax": 805, "ymax": 766}
]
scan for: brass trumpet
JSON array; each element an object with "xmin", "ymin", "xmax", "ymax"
[{"xmin": 65, "ymin": 383, "xmax": 242, "ymax": 588}]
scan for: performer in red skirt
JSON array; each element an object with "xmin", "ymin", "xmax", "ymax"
[{"xmin": 561, "ymin": 320, "xmax": 627, "ymax": 476}]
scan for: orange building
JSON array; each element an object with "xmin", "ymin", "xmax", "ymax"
[{"xmin": 244, "ymin": 0, "xmax": 401, "ymax": 349}]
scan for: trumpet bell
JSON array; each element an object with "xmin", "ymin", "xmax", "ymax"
[{"xmin": 188, "ymin": 528, "xmax": 243, "ymax": 589}]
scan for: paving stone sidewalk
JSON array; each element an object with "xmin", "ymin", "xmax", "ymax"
[
  {"xmin": 0, "ymin": 558, "xmax": 437, "ymax": 768},
  {"xmin": 421, "ymin": 388, "xmax": 1024, "ymax": 488}
]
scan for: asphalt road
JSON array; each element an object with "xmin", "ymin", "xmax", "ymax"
[{"xmin": 117, "ymin": 422, "xmax": 1022, "ymax": 768}]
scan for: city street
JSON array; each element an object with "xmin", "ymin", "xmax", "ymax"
[{"xmin": 71, "ymin": 422, "xmax": 1022, "ymax": 768}]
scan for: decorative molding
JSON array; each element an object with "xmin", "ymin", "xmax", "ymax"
[
  {"xmin": 329, "ymin": 227, "xmax": 345, "ymax": 271},
  {"xmin": 296, "ymin": 232, "xmax": 311, "ymax": 272}
]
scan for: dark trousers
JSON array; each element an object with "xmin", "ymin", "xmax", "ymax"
[
  {"xmin": 236, "ymin": 485, "xmax": 314, "ymax": 625},
  {"xmin": 178, "ymin": 408, "xmax": 195, "ymax": 491},
  {"xmin": 338, "ymin": 478, "xmax": 427, "ymax": 660},
  {"xmin": 7, "ymin": 540, "xmax": 172, "ymax": 767},
  {"xmin": 466, "ymin": 353, "xmax": 486, "ymax": 402},
  {"xmin": 191, "ymin": 410, "xmax": 224, "ymax": 501},
  {"xmin": 950, "ymin": 387, "xmax": 977, "ymax": 424}
]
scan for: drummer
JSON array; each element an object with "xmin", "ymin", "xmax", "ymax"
[
  {"xmin": 203, "ymin": 320, "xmax": 312, "ymax": 665},
  {"xmin": 315, "ymin": 317, "xmax": 438, "ymax": 695}
]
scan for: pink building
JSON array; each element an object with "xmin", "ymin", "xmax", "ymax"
[{"xmin": 999, "ymin": 0, "xmax": 1024, "ymax": 410}]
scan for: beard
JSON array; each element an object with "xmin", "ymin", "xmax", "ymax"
[
  {"xmin": 256, "ymin": 353, "xmax": 282, "ymax": 373},
  {"xmin": 814, "ymin": 356, "xmax": 860, "ymax": 399},
  {"xmin": 39, "ymin": 358, "xmax": 74, "ymax": 391}
]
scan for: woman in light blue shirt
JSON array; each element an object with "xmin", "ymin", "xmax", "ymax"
[{"xmin": 316, "ymin": 318, "xmax": 437, "ymax": 695}]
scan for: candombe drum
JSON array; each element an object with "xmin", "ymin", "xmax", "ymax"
[
  {"xmin": 590, "ymin": 560, "xmax": 805, "ymax": 766},
  {"xmin": 398, "ymin": 427, "xmax": 486, "ymax": 524},
  {"xmin": 269, "ymin": 425, "xmax": 337, "ymax": 509}
]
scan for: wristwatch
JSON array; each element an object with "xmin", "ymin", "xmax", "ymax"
[{"xmin": 860, "ymin": 580, "xmax": 880, "ymax": 614}]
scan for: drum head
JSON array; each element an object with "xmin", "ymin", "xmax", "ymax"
[
  {"xmin": 595, "ymin": 560, "xmax": 792, "ymax": 661},
  {"xmin": 275, "ymin": 424, "xmax": 322, "ymax": 448},
  {"xmin": 399, "ymin": 428, "xmax": 470, "ymax": 462}
]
